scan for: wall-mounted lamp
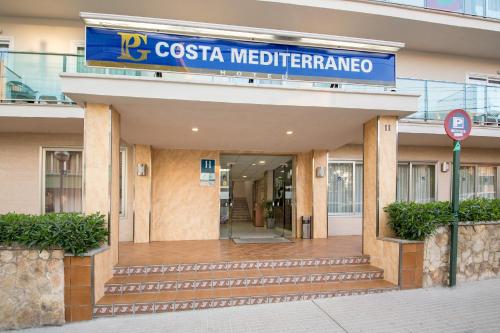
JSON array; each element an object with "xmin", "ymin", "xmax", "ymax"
[
  {"xmin": 137, "ymin": 163, "xmax": 148, "ymax": 176},
  {"xmin": 441, "ymin": 162, "xmax": 450, "ymax": 173},
  {"xmin": 315, "ymin": 166, "xmax": 326, "ymax": 178}
]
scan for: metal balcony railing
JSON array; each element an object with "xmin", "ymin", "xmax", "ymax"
[
  {"xmin": 0, "ymin": 51, "xmax": 499, "ymax": 126},
  {"xmin": 373, "ymin": 0, "xmax": 500, "ymax": 20}
]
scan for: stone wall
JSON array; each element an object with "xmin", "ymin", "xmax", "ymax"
[
  {"xmin": 0, "ymin": 248, "xmax": 65, "ymax": 330},
  {"xmin": 423, "ymin": 223, "xmax": 500, "ymax": 287}
]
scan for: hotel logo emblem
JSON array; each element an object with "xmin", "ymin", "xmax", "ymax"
[{"xmin": 117, "ymin": 32, "xmax": 150, "ymax": 61}]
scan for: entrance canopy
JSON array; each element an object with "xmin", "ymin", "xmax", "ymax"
[{"xmin": 61, "ymin": 73, "xmax": 418, "ymax": 152}]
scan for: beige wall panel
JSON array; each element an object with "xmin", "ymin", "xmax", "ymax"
[
  {"xmin": 0, "ymin": 133, "xmax": 82, "ymax": 214},
  {"xmin": 381, "ymin": 240, "xmax": 400, "ymax": 285},
  {"xmin": 265, "ymin": 171, "xmax": 273, "ymax": 200},
  {"xmin": 151, "ymin": 149, "xmax": 219, "ymax": 241},
  {"xmin": 232, "ymin": 181, "xmax": 246, "ymax": 197},
  {"xmin": 133, "ymin": 144, "xmax": 152, "ymax": 243},
  {"xmin": 110, "ymin": 109, "xmax": 120, "ymax": 263},
  {"xmin": 0, "ymin": 17, "xmax": 84, "ymax": 53},
  {"xmin": 93, "ymin": 248, "xmax": 113, "ymax": 301},
  {"xmin": 363, "ymin": 118, "xmax": 378, "ymax": 255},
  {"xmin": 329, "ymin": 144, "xmax": 363, "ymax": 160},
  {"xmin": 398, "ymin": 50, "xmax": 500, "ymax": 83},
  {"xmin": 312, "ymin": 150, "xmax": 328, "ymax": 238},
  {"xmin": 295, "ymin": 152, "xmax": 313, "ymax": 238}
]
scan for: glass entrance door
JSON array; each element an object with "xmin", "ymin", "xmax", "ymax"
[
  {"xmin": 219, "ymin": 165, "xmax": 232, "ymax": 239},
  {"xmin": 272, "ymin": 160, "xmax": 293, "ymax": 238}
]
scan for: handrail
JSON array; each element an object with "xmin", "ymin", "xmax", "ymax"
[
  {"xmin": 0, "ymin": 51, "xmax": 498, "ymax": 125},
  {"xmin": 370, "ymin": 0, "xmax": 500, "ymax": 21},
  {"xmin": 0, "ymin": 63, "xmax": 22, "ymax": 79},
  {"xmin": 0, "ymin": 50, "xmax": 80, "ymax": 57}
]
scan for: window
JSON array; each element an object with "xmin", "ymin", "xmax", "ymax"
[
  {"xmin": 460, "ymin": 165, "xmax": 498, "ymax": 200},
  {"xmin": 119, "ymin": 148, "xmax": 127, "ymax": 217},
  {"xmin": 328, "ymin": 162, "xmax": 363, "ymax": 214},
  {"xmin": 43, "ymin": 149, "xmax": 83, "ymax": 213},
  {"xmin": 397, "ymin": 162, "xmax": 436, "ymax": 203},
  {"xmin": 0, "ymin": 37, "xmax": 12, "ymax": 62}
]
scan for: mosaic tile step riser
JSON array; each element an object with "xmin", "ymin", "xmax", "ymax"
[
  {"xmin": 113, "ymin": 256, "xmax": 371, "ymax": 276},
  {"xmin": 105, "ymin": 271, "xmax": 384, "ymax": 295},
  {"xmin": 94, "ymin": 287, "xmax": 399, "ymax": 317}
]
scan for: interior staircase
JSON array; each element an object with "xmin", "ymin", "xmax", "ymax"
[
  {"xmin": 93, "ymin": 254, "xmax": 398, "ymax": 317},
  {"xmin": 231, "ymin": 197, "xmax": 251, "ymax": 223}
]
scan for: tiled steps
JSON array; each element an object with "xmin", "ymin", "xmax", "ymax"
[
  {"xmin": 231, "ymin": 198, "xmax": 251, "ymax": 221},
  {"xmin": 104, "ymin": 264, "xmax": 384, "ymax": 295},
  {"xmin": 94, "ymin": 255, "xmax": 398, "ymax": 317},
  {"xmin": 94, "ymin": 280, "xmax": 398, "ymax": 316}
]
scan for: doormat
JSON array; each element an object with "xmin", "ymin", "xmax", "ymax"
[{"xmin": 232, "ymin": 237, "xmax": 291, "ymax": 244}]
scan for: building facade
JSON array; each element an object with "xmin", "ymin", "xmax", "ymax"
[{"xmin": 0, "ymin": 0, "xmax": 499, "ymax": 320}]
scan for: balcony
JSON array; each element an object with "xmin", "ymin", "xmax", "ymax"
[
  {"xmin": 373, "ymin": 0, "xmax": 500, "ymax": 20},
  {"xmin": 1, "ymin": 51, "xmax": 499, "ymax": 126}
]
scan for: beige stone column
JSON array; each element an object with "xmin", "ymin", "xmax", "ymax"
[
  {"xmin": 295, "ymin": 152, "xmax": 313, "ymax": 238},
  {"xmin": 133, "ymin": 144, "xmax": 152, "ymax": 243},
  {"xmin": 312, "ymin": 150, "xmax": 328, "ymax": 238},
  {"xmin": 84, "ymin": 103, "xmax": 120, "ymax": 265},
  {"xmin": 363, "ymin": 116, "xmax": 399, "ymax": 284}
]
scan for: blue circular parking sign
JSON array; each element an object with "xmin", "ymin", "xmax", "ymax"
[{"xmin": 444, "ymin": 109, "xmax": 472, "ymax": 141}]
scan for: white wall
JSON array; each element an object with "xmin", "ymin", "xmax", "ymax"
[
  {"xmin": 1, "ymin": 17, "xmax": 499, "ymax": 83},
  {"xmin": 0, "ymin": 16, "xmax": 84, "ymax": 53},
  {"xmin": 398, "ymin": 50, "xmax": 500, "ymax": 83}
]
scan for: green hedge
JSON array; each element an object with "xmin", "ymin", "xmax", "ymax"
[
  {"xmin": 384, "ymin": 198, "xmax": 500, "ymax": 241},
  {"xmin": 0, "ymin": 212, "xmax": 108, "ymax": 255}
]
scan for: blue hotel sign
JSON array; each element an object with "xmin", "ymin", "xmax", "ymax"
[{"xmin": 86, "ymin": 27, "xmax": 396, "ymax": 86}]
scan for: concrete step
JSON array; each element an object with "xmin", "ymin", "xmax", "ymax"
[
  {"xmin": 94, "ymin": 279, "xmax": 398, "ymax": 317},
  {"xmin": 104, "ymin": 264, "xmax": 384, "ymax": 295}
]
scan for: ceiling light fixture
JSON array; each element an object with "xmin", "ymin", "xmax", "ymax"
[
  {"xmin": 259, "ymin": 160, "xmax": 266, "ymax": 165},
  {"xmin": 242, "ymin": 175, "xmax": 247, "ymax": 178},
  {"xmin": 81, "ymin": 13, "xmax": 404, "ymax": 53},
  {"xmin": 286, "ymin": 130, "xmax": 293, "ymax": 135},
  {"xmin": 191, "ymin": 127, "xmax": 199, "ymax": 132}
]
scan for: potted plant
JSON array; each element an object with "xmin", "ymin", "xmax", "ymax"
[{"xmin": 264, "ymin": 200, "xmax": 275, "ymax": 229}]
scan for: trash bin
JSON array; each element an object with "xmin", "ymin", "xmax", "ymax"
[{"xmin": 302, "ymin": 216, "xmax": 312, "ymax": 239}]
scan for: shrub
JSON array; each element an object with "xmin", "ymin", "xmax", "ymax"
[
  {"xmin": 384, "ymin": 201, "xmax": 453, "ymax": 241},
  {"xmin": 384, "ymin": 198, "xmax": 500, "ymax": 241},
  {"xmin": 458, "ymin": 198, "xmax": 500, "ymax": 222},
  {"xmin": 0, "ymin": 212, "xmax": 108, "ymax": 255}
]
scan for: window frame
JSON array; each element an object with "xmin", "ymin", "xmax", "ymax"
[
  {"xmin": 327, "ymin": 160, "xmax": 363, "ymax": 216},
  {"xmin": 397, "ymin": 161, "xmax": 438, "ymax": 203},
  {"xmin": 119, "ymin": 147, "xmax": 127, "ymax": 218},
  {"xmin": 457, "ymin": 163, "xmax": 499, "ymax": 200},
  {"xmin": 0, "ymin": 36, "xmax": 14, "ymax": 50},
  {"xmin": 40, "ymin": 146, "xmax": 84, "ymax": 214}
]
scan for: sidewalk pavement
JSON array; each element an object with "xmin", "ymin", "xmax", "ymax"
[{"xmin": 20, "ymin": 279, "xmax": 500, "ymax": 333}]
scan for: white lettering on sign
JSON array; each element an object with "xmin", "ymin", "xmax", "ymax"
[
  {"xmin": 155, "ymin": 42, "xmax": 374, "ymax": 74},
  {"xmin": 452, "ymin": 117, "xmax": 464, "ymax": 129}
]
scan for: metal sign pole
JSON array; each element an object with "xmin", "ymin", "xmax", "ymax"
[
  {"xmin": 443, "ymin": 109, "xmax": 471, "ymax": 288},
  {"xmin": 449, "ymin": 140, "xmax": 460, "ymax": 287}
]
